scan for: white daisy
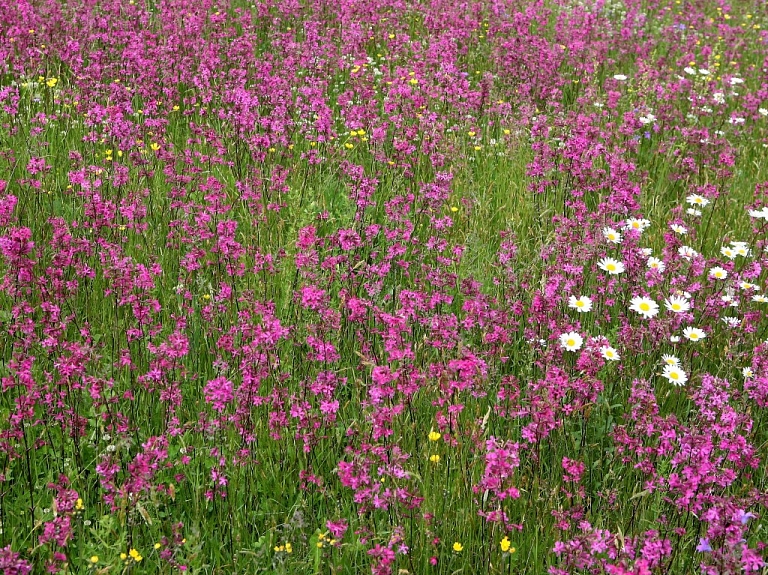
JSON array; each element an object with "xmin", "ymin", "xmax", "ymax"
[
  {"xmin": 568, "ymin": 295, "xmax": 593, "ymax": 313},
  {"xmin": 613, "ymin": 74, "xmax": 627, "ymax": 81},
  {"xmin": 753, "ymin": 295, "xmax": 768, "ymax": 303},
  {"xmin": 743, "ymin": 367, "xmax": 754, "ymax": 378},
  {"xmin": 559, "ymin": 331, "xmax": 583, "ymax": 351},
  {"xmin": 670, "ymin": 335, "xmax": 681, "ymax": 343},
  {"xmin": 740, "ymin": 282, "xmax": 760, "ymax": 291},
  {"xmin": 603, "ymin": 227, "xmax": 622, "ymax": 244},
  {"xmin": 722, "ymin": 317, "xmax": 740, "ymax": 328},
  {"xmin": 678, "ymin": 246, "xmax": 698, "ymax": 259},
  {"xmin": 601, "ymin": 346, "xmax": 620, "ymax": 361},
  {"xmin": 721, "ymin": 294, "xmax": 738, "ymax": 307},
  {"xmin": 748, "ymin": 207, "xmax": 768, "ymax": 220},
  {"xmin": 598, "ymin": 257, "xmax": 625, "ymax": 275},
  {"xmin": 686, "ymin": 194, "xmax": 710, "ymax": 207},
  {"xmin": 662, "ymin": 365, "xmax": 688, "ymax": 386},
  {"xmin": 709, "ymin": 267, "xmax": 728, "ymax": 280},
  {"xmin": 647, "ymin": 257, "xmax": 665, "ymax": 272},
  {"xmin": 733, "ymin": 245, "xmax": 751, "ymax": 257},
  {"xmin": 682, "ymin": 326, "xmax": 706, "ymax": 342},
  {"xmin": 664, "ymin": 295, "xmax": 691, "ymax": 313},
  {"xmin": 683, "ymin": 67, "xmax": 697, "ymax": 75},
  {"xmin": 625, "ymin": 218, "xmax": 651, "ymax": 232},
  {"xmin": 662, "ymin": 354, "xmax": 680, "ymax": 367},
  {"xmin": 721, "ymin": 246, "xmax": 737, "ymax": 259},
  {"xmin": 629, "ymin": 296, "xmax": 660, "ymax": 319},
  {"xmin": 686, "ymin": 208, "xmax": 702, "ymax": 217}
]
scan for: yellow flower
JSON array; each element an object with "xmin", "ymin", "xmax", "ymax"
[
  {"xmin": 154, "ymin": 543, "xmax": 161, "ymax": 549},
  {"xmin": 129, "ymin": 548, "xmax": 143, "ymax": 562},
  {"xmin": 500, "ymin": 537, "xmax": 511, "ymax": 552},
  {"xmin": 76, "ymin": 498, "xmax": 84, "ymax": 510},
  {"xmin": 150, "ymin": 142, "xmax": 160, "ymax": 151},
  {"xmin": 428, "ymin": 430, "xmax": 441, "ymax": 441},
  {"xmin": 90, "ymin": 556, "xmax": 99, "ymax": 564},
  {"xmin": 285, "ymin": 542, "xmax": 292, "ymax": 553},
  {"xmin": 429, "ymin": 454, "xmax": 441, "ymax": 463},
  {"xmin": 46, "ymin": 78, "xmax": 58, "ymax": 88},
  {"xmin": 453, "ymin": 542, "xmax": 463, "ymax": 552},
  {"xmin": 202, "ymin": 294, "xmax": 211, "ymax": 301},
  {"xmin": 120, "ymin": 553, "xmax": 127, "ymax": 560}
]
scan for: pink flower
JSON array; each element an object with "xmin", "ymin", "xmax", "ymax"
[{"xmin": 204, "ymin": 377, "xmax": 234, "ymax": 412}]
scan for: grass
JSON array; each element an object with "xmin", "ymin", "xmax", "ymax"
[{"xmin": 0, "ymin": 0, "xmax": 767, "ymax": 573}]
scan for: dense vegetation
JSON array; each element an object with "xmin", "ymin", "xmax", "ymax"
[{"xmin": 1, "ymin": 0, "xmax": 768, "ymax": 572}]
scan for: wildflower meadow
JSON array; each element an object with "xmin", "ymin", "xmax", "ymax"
[{"xmin": 1, "ymin": 0, "xmax": 768, "ymax": 573}]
